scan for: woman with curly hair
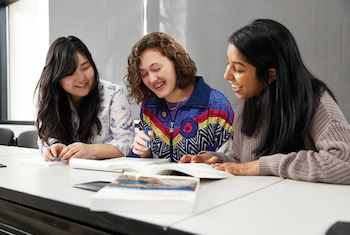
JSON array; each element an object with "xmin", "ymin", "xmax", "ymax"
[
  {"xmin": 36, "ymin": 36, "xmax": 134, "ymax": 162},
  {"xmin": 125, "ymin": 32, "xmax": 234, "ymax": 162}
]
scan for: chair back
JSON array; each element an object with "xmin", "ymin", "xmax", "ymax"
[
  {"xmin": 0, "ymin": 127, "xmax": 15, "ymax": 146},
  {"xmin": 17, "ymin": 130, "xmax": 39, "ymax": 149}
]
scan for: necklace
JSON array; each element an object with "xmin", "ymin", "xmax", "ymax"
[{"xmin": 166, "ymin": 101, "xmax": 180, "ymax": 111}]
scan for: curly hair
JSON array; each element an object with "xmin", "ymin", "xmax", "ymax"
[{"xmin": 124, "ymin": 32, "xmax": 197, "ymax": 104}]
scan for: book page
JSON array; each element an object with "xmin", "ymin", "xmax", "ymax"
[
  {"xmin": 16, "ymin": 157, "xmax": 67, "ymax": 167},
  {"xmin": 69, "ymin": 157, "xmax": 170, "ymax": 172},
  {"xmin": 149, "ymin": 163, "xmax": 233, "ymax": 179}
]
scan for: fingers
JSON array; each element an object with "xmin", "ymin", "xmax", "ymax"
[
  {"xmin": 133, "ymin": 130, "xmax": 151, "ymax": 154},
  {"xmin": 148, "ymin": 130, "xmax": 154, "ymax": 140},
  {"xmin": 43, "ymin": 144, "xmax": 64, "ymax": 161},
  {"xmin": 190, "ymin": 154, "xmax": 205, "ymax": 163},
  {"xmin": 191, "ymin": 153, "xmax": 212, "ymax": 163},
  {"xmin": 206, "ymin": 156, "xmax": 218, "ymax": 164},
  {"xmin": 59, "ymin": 147, "xmax": 75, "ymax": 161},
  {"xmin": 59, "ymin": 143, "xmax": 90, "ymax": 161},
  {"xmin": 51, "ymin": 146, "xmax": 60, "ymax": 158},
  {"xmin": 211, "ymin": 163, "xmax": 225, "ymax": 170},
  {"xmin": 179, "ymin": 153, "xmax": 213, "ymax": 164},
  {"xmin": 43, "ymin": 148, "xmax": 53, "ymax": 161},
  {"xmin": 179, "ymin": 154, "xmax": 193, "ymax": 163},
  {"xmin": 210, "ymin": 161, "xmax": 260, "ymax": 176},
  {"xmin": 211, "ymin": 163, "xmax": 234, "ymax": 174}
]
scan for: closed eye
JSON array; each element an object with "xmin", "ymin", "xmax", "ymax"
[{"xmin": 82, "ymin": 65, "xmax": 90, "ymax": 71}]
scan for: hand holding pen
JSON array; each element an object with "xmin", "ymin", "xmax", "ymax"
[{"xmin": 132, "ymin": 127, "xmax": 153, "ymax": 157}]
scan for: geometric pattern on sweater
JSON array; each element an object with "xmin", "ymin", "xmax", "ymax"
[
  {"xmin": 141, "ymin": 106, "xmax": 233, "ymax": 162},
  {"xmin": 135, "ymin": 76, "xmax": 234, "ymax": 162}
]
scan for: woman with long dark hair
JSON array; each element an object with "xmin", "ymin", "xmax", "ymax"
[
  {"xmin": 36, "ymin": 36, "xmax": 134, "ymax": 161},
  {"xmin": 180, "ymin": 19, "xmax": 350, "ymax": 184}
]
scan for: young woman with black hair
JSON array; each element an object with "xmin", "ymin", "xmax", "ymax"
[
  {"xmin": 180, "ymin": 19, "xmax": 350, "ymax": 184},
  {"xmin": 36, "ymin": 36, "xmax": 134, "ymax": 162}
]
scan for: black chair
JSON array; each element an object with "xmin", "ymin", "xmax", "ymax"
[
  {"xmin": 17, "ymin": 130, "xmax": 39, "ymax": 149},
  {"xmin": 0, "ymin": 127, "xmax": 15, "ymax": 146}
]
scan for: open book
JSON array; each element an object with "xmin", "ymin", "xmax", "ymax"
[
  {"xmin": 70, "ymin": 157, "xmax": 232, "ymax": 179},
  {"xmin": 91, "ymin": 173, "xmax": 200, "ymax": 213},
  {"xmin": 69, "ymin": 157, "xmax": 170, "ymax": 172},
  {"xmin": 16, "ymin": 156, "xmax": 168, "ymax": 168}
]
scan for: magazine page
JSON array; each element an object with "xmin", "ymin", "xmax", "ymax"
[{"xmin": 91, "ymin": 173, "xmax": 200, "ymax": 213}]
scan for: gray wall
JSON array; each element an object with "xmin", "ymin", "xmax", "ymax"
[
  {"xmin": 49, "ymin": 0, "xmax": 350, "ymax": 122},
  {"xmin": 49, "ymin": 0, "xmax": 143, "ymax": 118}
]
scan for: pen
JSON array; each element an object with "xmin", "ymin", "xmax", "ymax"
[
  {"xmin": 50, "ymin": 157, "xmax": 62, "ymax": 161},
  {"xmin": 145, "ymin": 127, "xmax": 149, "ymax": 148}
]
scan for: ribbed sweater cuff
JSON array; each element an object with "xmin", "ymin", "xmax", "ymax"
[{"xmin": 258, "ymin": 155, "xmax": 284, "ymax": 176}]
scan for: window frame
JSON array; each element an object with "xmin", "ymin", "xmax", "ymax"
[{"xmin": 0, "ymin": 0, "xmax": 34, "ymax": 125}]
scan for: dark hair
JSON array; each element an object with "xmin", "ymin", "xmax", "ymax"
[
  {"xmin": 35, "ymin": 36, "xmax": 101, "ymax": 146},
  {"xmin": 229, "ymin": 19, "xmax": 335, "ymax": 155},
  {"xmin": 124, "ymin": 32, "xmax": 197, "ymax": 104}
]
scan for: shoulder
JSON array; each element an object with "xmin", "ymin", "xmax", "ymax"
[
  {"xmin": 208, "ymin": 89, "xmax": 232, "ymax": 109},
  {"xmin": 309, "ymin": 92, "xmax": 349, "ymax": 135},
  {"xmin": 197, "ymin": 77, "xmax": 231, "ymax": 104},
  {"xmin": 315, "ymin": 92, "xmax": 347, "ymax": 123},
  {"xmin": 99, "ymin": 79, "xmax": 124, "ymax": 95},
  {"xmin": 209, "ymin": 89, "xmax": 229, "ymax": 100}
]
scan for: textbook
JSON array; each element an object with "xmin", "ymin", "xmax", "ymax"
[
  {"xmin": 71, "ymin": 157, "xmax": 232, "ymax": 179},
  {"xmin": 69, "ymin": 157, "xmax": 170, "ymax": 172},
  {"xmin": 91, "ymin": 173, "xmax": 200, "ymax": 213}
]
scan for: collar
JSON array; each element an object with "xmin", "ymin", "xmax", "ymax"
[{"xmin": 145, "ymin": 76, "xmax": 211, "ymax": 109}]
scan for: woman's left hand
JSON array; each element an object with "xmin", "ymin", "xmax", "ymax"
[
  {"xmin": 211, "ymin": 160, "xmax": 260, "ymax": 175},
  {"xmin": 59, "ymin": 142, "xmax": 94, "ymax": 162}
]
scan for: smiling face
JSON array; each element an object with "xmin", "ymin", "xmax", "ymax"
[
  {"xmin": 224, "ymin": 43, "xmax": 265, "ymax": 100},
  {"xmin": 138, "ymin": 48, "xmax": 183, "ymax": 102},
  {"xmin": 59, "ymin": 52, "xmax": 95, "ymax": 108}
]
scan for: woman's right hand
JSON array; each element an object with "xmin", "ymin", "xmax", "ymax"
[
  {"xmin": 132, "ymin": 129, "xmax": 154, "ymax": 157},
  {"xmin": 43, "ymin": 143, "xmax": 67, "ymax": 161},
  {"xmin": 179, "ymin": 153, "xmax": 218, "ymax": 164}
]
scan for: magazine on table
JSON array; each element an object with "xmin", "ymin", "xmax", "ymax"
[{"xmin": 91, "ymin": 172, "xmax": 200, "ymax": 213}]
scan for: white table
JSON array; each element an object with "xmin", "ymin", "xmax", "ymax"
[
  {"xmin": 0, "ymin": 146, "xmax": 348, "ymax": 234},
  {"xmin": 171, "ymin": 179, "xmax": 350, "ymax": 235},
  {"xmin": 0, "ymin": 145, "xmax": 40, "ymax": 157}
]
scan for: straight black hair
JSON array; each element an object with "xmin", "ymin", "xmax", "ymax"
[
  {"xmin": 36, "ymin": 36, "xmax": 101, "ymax": 146},
  {"xmin": 229, "ymin": 19, "xmax": 335, "ymax": 155}
]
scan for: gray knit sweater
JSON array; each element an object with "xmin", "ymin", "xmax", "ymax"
[{"xmin": 205, "ymin": 92, "xmax": 350, "ymax": 184}]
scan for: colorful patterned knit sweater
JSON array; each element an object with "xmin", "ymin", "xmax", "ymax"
[{"xmin": 136, "ymin": 77, "xmax": 234, "ymax": 162}]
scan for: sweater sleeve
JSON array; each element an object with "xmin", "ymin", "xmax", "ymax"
[
  {"xmin": 259, "ymin": 93, "xmax": 350, "ymax": 184},
  {"xmin": 201, "ymin": 101, "xmax": 243, "ymax": 163},
  {"xmin": 207, "ymin": 90, "xmax": 234, "ymax": 151}
]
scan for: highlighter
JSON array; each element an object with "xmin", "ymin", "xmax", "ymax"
[{"xmin": 145, "ymin": 127, "xmax": 149, "ymax": 148}]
